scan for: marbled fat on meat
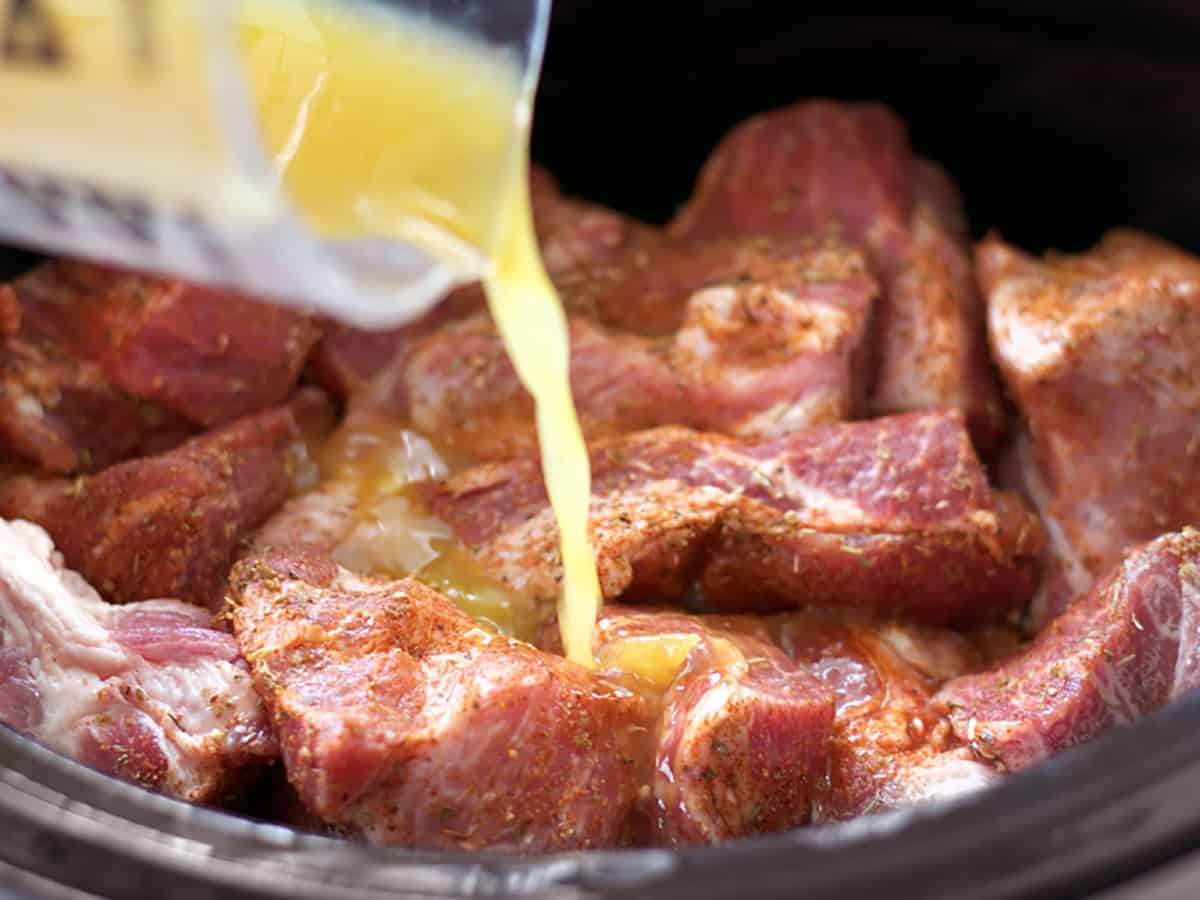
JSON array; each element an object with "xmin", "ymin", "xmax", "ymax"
[
  {"xmin": 0, "ymin": 519, "xmax": 275, "ymax": 801},
  {"xmin": 422, "ymin": 411, "xmax": 1042, "ymax": 624},
  {"xmin": 938, "ymin": 529, "xmax": 1200, "ymax": 771}
]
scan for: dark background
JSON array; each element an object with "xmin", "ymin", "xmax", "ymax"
[{"xmin": 532, "ymin": 0, "xmax": 1200, "ymax": 254}]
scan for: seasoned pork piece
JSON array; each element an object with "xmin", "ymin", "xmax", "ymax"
[
  {"xmin": 669, "ymin": 100, "xmax": 1006, "ymax": 447},
  {"xmin": 938, "ymin": 529, "xmax": 1200, "ymax": 772},
  {"xmin": 570, "ymin": 609, "xmax": 834, "ymax": 846},
  {"xmin": 12, "ymin": 260, "xmax": 321, "ymax": 427},
  {"xmin": 0, "ymin": 275, "xmax": 193, "ymax": 475},
  {"xmin": 0, "ymin": 519, "xmax": 275, "ymax": 801},
  {"xmin": 0, "ymin": 399, "xmax": 308, "ymax": 607},
  {"xmin": 423, "ymin": 411, "xmax": 1042, "ymax": 625},
  {"xmin": 555, "ymin": 231, "xmax": 861, "ymax": 337},
  {"xmin": 772, "ymin": 612, "xmax": 998, "ymax": 819},
  {"xmin": 390, "ymin": 233, "xmax": 877, "ymax": 461},
  {"xmin": 229, "ymin": 548, "xmax": 653, "ymax": 851},
  {"xmin": 980, "ymin": 230, "xmax": 1200, "ymax": 622}
]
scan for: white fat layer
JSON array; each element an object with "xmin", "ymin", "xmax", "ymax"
[
  {"xmin": 732, "ymin": 387, "xmax": 841, "ymax": 438},
  {"xmin": 0, "ymin": 517, "xmax": 264, "ymax": 800},
  {"xmin": 0, "ymin": 520, "xmax": 129, "ymax": 673}
]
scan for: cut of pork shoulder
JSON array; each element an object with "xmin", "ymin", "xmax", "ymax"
[
  {"xmin": 556, "ymin": 230, "xmax": 868, "ymax": 337},
  {"xmin": 14, "ymin": 260, "xmax": 322, "ymax": 427},
  {"xmin": 229, "ymin": 548, "xmax": 653, "ymax": 851},
  {"xmin": 0, "ymin": 398, "xmax": 308, "ymax": 607},
  {"xmin": 0, "ymin": 274, "xmax": 193, "ymax": 475},
  {"xmin": 980, "ymin": 230, "xmax": 1200, "ymax": 622},
  {"xmin": 544, "ymin": 608, "xmax": 834, "ymax": 846},
  {"xmin": 0, "ymin": 519, "xmax": 275, "ymax": 801},
  {"xmin": 669, "ymin": 100, "xmax": 1005, "ymax": 447},
  {"xmin": 422, "ymin": 411, "xmax": 1043, "ymax": 625},
  {"xmin": 772, "ymin": 611, "xmax": 997, "ymax": 820},
  {"xmin": 938, "ymin": 528, "xmax": 1200, "ymax": 772},
  {"xmin": 395, "ymin": 233, "xmax": 876, "ymax": 461}
]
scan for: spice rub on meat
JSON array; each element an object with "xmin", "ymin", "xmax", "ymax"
[
  {"xmin": 0, "ymin": 260, "xmax": 321, "ymax": 475},
  {"xmin": 0, "ymin": 519, "xmax": 275, "ymax": 801},
  {"xmin": 423, "ymin": 411, "xmax": 1042, "ymax": 625},
  {"xmin": 0, "ymin": 273, "xmax": 192, "ymax": 475},
  {"xmin": 939, "ymin": 528, "xmax": 1200, "ymax": 772},
  {"xmin": 0, "ymin": 396, "xmax": 313, "ymax": 608},
  {"xmin": 670, "ymin": 100, "xmax": 1006, "ymax": 448},
  {"xmin": 382, "ymin": 232, "xmax": 877, "ymax": 462},
  {"xmin": 18, "ymin": 261, "xmax": 322, "ymax": 427},
  {"xmin": 231, "ymin": 552, "xmax": 839, "ymax": 849},
  {"xmin": 981, "ymin": 230, "xmax": 1200, "ymax": 623},
  {"xmin": 230, "ymin": 547, "xmax": 655, "ymax": 851}
]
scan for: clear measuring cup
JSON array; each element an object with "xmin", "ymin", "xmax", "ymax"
[{"xmin": 0, "ymin": 0, "xmax": 550, "ymax": 328}]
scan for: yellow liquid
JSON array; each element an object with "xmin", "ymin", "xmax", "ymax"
[
  {"xmin": 483, "ymin": 158, "xmax": 602, "ymax": 665},
  {"xmin": 0, "ymin": 0, "xmax": 602, "ymax": 666},
  {"xmin": 239, "ymin": 0, "xmax": 522, "ymax": 266},
  {"xmin": 597, "ymin": 634, "xmax": 702, "ymax": 695}
]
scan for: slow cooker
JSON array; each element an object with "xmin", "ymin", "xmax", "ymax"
[{"xmin": 4, "ymin": 2, "xmax": 1200, "ymax": 897}]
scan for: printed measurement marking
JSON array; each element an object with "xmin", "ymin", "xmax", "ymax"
[{"xmin": 0, "ymin": 163, "xmax": 234, "ymax": 270}]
